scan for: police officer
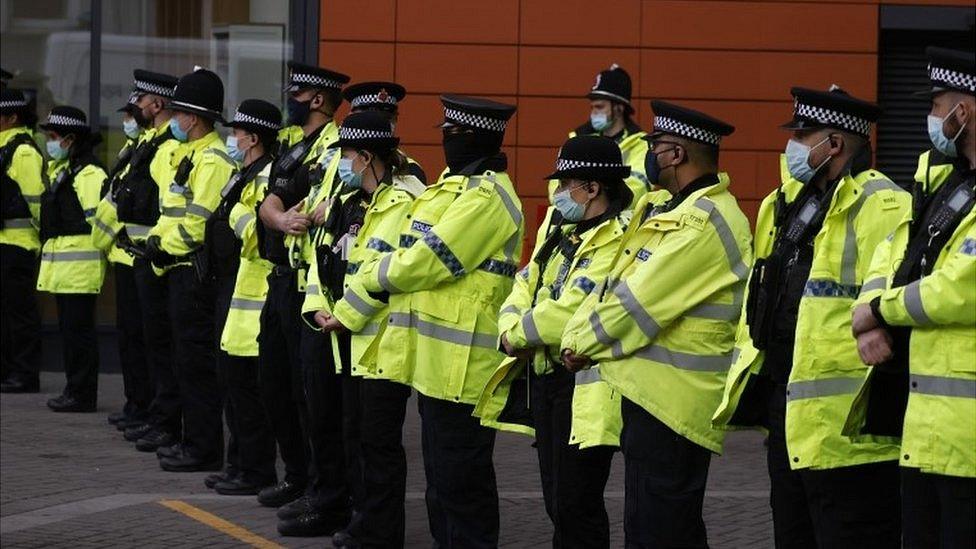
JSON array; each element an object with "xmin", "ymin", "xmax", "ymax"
[
  {"xmin": 94, "ymin": 89, "xmax": 151, "ymax": 430},
  {"xmin": 848, "ymin": 47, "xmax": 975, "ymax": 548},
  {"xmin": 256, "ymin": 62, "xmax": 349, "ymax": 510},
  {"xmin": 483, "ymin": 135, "xmax": 631, "ymax": 547},
  {"xmin": 0, "ymin": 88, "xmax": 43, "ymax": 394},
  {"xmin": 556, "ymin": 64, "xmax": 650, "ymax": 208},
  {"xmin": 341, "ymin": 81, "xmax": 426, "ymax": 184},
  {"xmin": 36, "ymin": 107, "xmax": 107, "ymax": 411},
  {"xmin": 358, "ymin": 95, "xmax": 523, "ymax": 548},
  {"xmin": 311, "ymin": 110, "xmax": 425, "ymax": 547},
  {"xmin": 144, "ymin": 67, "xmax": 236, "ymax": 472},
  {"xmin": 713, "ymin": 86, "xmax": 910, "ymax": 548},
  {"xmin": 207, "ymin": 99, "xmax": 281, "ymax": 495},
  {"xmin": 562, "ymin": 101, "xmax": 751, "ymax": 548},
  {"xmin": 108, "ymin": 70, "xmax": 184, "ymax": 451}
]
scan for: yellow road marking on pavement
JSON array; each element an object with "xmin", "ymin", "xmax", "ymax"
[{"xmin": 158, "ymin": 499, "xmax": 284, "ymax": 548}]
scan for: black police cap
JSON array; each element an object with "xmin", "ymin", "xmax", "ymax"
[
  {"xmin": 343, "ymin": 81, "xmax": 406, "ymax": 112},
  {"xmin": 917, "ymin": 47, "xmax": 975, "ymax": 97},
  {"xmin": 170, "ymin": 67, "xmax": 225, "ymax": 122},
  {"xmin": 545, "ymin": 134, "xmax": 631, "ymax": 182},
  {"xmin": 782, "ymin": 85, "xmax": 880, "ymax": 137},
  {"xmin": 649, "ymin": 100, "xmax": 734, "ymax": 147},
  {"xmin": 440, "ymin": 94, "xmax": 516, "ymax": 133},
  {"xmin": 224, "ymin": 99, "xmax": 282, "ymax": 134},
  {"xmin": 285, "ymin": 61, "xmax": 350, "ymax": 93},
  {"xmin": 132, "ymin": 69, "xmax": 178, "ymax": 98},
  {"xmin": 0, "ymin": 88, "xmax": 30, "ymax": 114},
  {"xmin": 329, "ymin": 110, "xmax": 399, "ymax": 152},
  {"xmin": 39, "ymin": 105, "xmax": 91, "ymax": 135},
  {"xmin": 587, "ymin": 64, "xmax": 634, "ymax": 114}
]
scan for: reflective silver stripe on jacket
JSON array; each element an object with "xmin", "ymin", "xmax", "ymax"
[
  {"xmin": 576, "ymin": 367, "xmax": 603, "ymax": 385},
  {"xmin": 634, "ymin": 344, "xmax": 733, "ymax": 372},
  {"xmin": 41, "ymin": 250, "xmax": 101, "ymax": 262},
  {"xmin": 588, "ymin": 312, "xmax": 625, "ymax": 359},
  {"xmin": 93, "ymin": 218, "xmax": 117, "ymax": 238},
  {"xmin": 125, "ymin": 224, "xmax": 151, "ymax": 238},
  {"xmin": 387, "ymin": 311, "xmax": 496, "ymax": 349},
  {"xmin": 786, "ymin": 377, "xmax": 862, "ymax": 402},
  {"xmin": 840, "ymin": 179, "xmax": 902, "ymax": 287},
  {"xmin": 859, "ymin": 277, "xmax": 887, "ymax": 295},
  {"xmin": 612, "ymin": 280, "xmax": 661, "ymax": 340},
  {"xmin": 162, "ymin": 206, "xmax": 185, "ymax": 217},
  {"xmin": 233, "ymin": 213, "xmax": 254, "ymax": 239},
  {"xmin": 694, "ymin": 198, "xmax": 749, "ymax": 280},
  {"xmin": 229, "ymin": 297, "xmax": 264, "ymax": 310},
  {"xmin": 3, "ymin": 218, "xmax": 34, "ymax": 229},
  {"xmin": 186, "ymin": 203, "xmax": 213, "ymax": 219},
  {"xmin": 903, "ymin": 280, "xmax": 933, "ymax": 326},
  {"xmin": 521, "ymin": 312, "xmax": 543, "ymax": 347},
  {"xmin": 686, "ymin": 280, "xmax": 745, "ymax": 321},
  {"xmin": 377, "ymin": 254, "xmax": 400, "ymax": 293},
  {"xmin": 342, "ymin": 287, "xmax": 380, "ymax": 317},
  {"xmin": 910, "ymin": 374, "xmax": 976, "ymax": 399}
]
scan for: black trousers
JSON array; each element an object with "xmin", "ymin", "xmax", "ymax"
[
  {"xmin": 114, "ymin": 263, "xmax": 150, "ymax": 420},
  {"xmin": 620, "ymin": 397, "xmax": 711, "ymax": 549},
  {"xmin": 54, "ymin": 294, "xmax": 99, "ymax": 403},
  {"xmin": 223, "ymin": 353, "xmax": 277, "ymax": 485},
  {"xmin": 167, "ymin": 265, "xmax": 222, "ymax": 462},
  {"xmin": 257, "ymin": 271, "xmax": 308, "ymax": 484},
  {"xmin": 133, "ymin": 258, "xmax": 180, "ymax": 436},
  {"xmin": 533, "ymin": 369, "xmax": 615, "ymax": 549},
  {"xmin": 299, "ymin": 324, "xmax": 360, "ymax": 516},
  {"xmin": 357, "ymin": 378, "xmax": 412, "ymax": 548},
  {"xmin": 902, "ymin": 468, "xmax": 976, "ymax": 549},
  {"xmin": 0, "ymin": 244, "xmax": 41, "ymax": 383},
  {"xmin": 214, "ymin": 272, "xmax": 239, "ymax": 476},
  {"xmin": 767, "ymin": 383, "xmax": 901, "ymax": 549},
  {"xmin": 418, "ymin": 393, "xmax": 499, "ymax": 549}
]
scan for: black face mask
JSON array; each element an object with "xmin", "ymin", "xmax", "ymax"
[
  {"xmin": 442, "ymin": 129, "xmax": 501, "ymax": 174},
  {"xmin": 287, "ymin": 97, "xmax": 312, "ymax": 126}
]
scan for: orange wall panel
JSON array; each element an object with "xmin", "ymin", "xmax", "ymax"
[
  {"xmin": 642, "ymin": 1, "xmax": 878, "ymax": 52},
  {"xmin": 395, "ymin": 44, "xmax": 518, "ymax": 95},
  {"xmin": 397, "ymin": 0, "xmax": 519, "ymax": 44},
  {"xmin": 520, "ymin": 0, "xmax": 642, "ymax": 47},
  {"xmin": 320, "ymin": 0, "xmax": 395, "ymax": 42},
  {"xmin": 319, "ymin": 41, "xmax": 394, "ymax": 81},
  {"xmin": 518, "ymin": 47, "xmax": 641, "ymax": 97}
]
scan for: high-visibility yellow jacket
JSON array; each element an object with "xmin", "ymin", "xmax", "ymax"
[
  {"xmin": 285, "ymin": 121, "xmax": 341, "ymax": 270},
  {"xmin": 359, "ymin": 167, "xmax": 525, "ymax": 404},
  {"xmin": 149, "ymin": 130, "xmax": 236, "ymax": 272},
  {"xmin": 220, "ymin": 162, "xmax": 273, "ymax": 357},
  {"xmin": 562, "ymin": 173, "xmax": 752, "ymax": 454},
  {"xmin": 36, "ymin": 159, "xmax": 107, "ymax": 294},
  {"xmin": 301, "ymin": 175, "xmax": 425, "ymax": 375},
  {"xmin": 93, "ymin": 137, "xmax": 138, "ymax": 266},
  {"xmin": 0, "ymin": 126, "xmax": 45, "ymax": 252},
  {"xmin": 845, "ymin": 151, "xmax": 975, "ymax": 478},
  {"xmin": 477, "ymin": 212, "xmax": 629, "ymax": 447},
  {"xmin": 713, "ymin": 158, "xmax": 910, "ymax": 470}
]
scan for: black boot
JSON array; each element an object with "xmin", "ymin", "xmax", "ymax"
[
  {"xmin": 277, "ymin": 494, "xmax": 313, "ymax": 520},
  {"xmin": 135, "ymin": 430, "xmax": 175, "ymax": 452},
  {"xmin": 159, "ymin": 449, "xmax": 221, "ymax": 473},
  {"xmin": 278, "ymin": 509, "xmax": 350, "ymax": 537},
  {"xmin": 215, "ymin": 476, "xmax": 273, "ymax": 496},
  {"xmin": 0, "ymin": 375, "xmax": 39, "ymax": 393},
  {"xmin": 123, "ymin": 423, "xmax": 153, "ymax": 442},
  {"xmin": 257, "ymin": 480, "xmax": 306, "ymax": 508},
  {"xmin": 107, "ymin": 411, "xmax": 126, "ymax": 425},
  {"xmin": 47, "ymin": 395, "xmax": 96, "ymax": 413}
]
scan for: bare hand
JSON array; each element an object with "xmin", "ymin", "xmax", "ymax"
[
  {"xmin": 279, "ymin": 200, "xmax": 310, "ymax": 235},
  {"xmin": 851, "ymin": 304, "xmax": 879, "ymax": 337},
  {"xmin": 501, "ymin": 334, "xmax": 517, "ymax": 357},
  {"xmin": 311, "ymin": 201, "xmax": 328, "ymax": 226},
  {"xmin": 561, "ymin": 349, "xmax": 591, "ymax": 373},
  {"xmin": 856, "ymin": 328, "xmax": 893, "ymax": 365},
  {"xmin": 315, "ymin": 311, "xmax": 347, "ymax": 333}
]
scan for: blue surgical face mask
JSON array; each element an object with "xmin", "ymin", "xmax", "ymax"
[
  {"xmin": 552, "ymin": 184, "xmax": 589, "ymax": 222},
  {"xmin": 338, "ymin": 156, "xmax": 365, "ymax": 189},
  {"xmin": 169, "ymin": 117, "xmax": 189, "ymax": 142},
  {"xmin": 226, "ymin": 135, "xmax": 244, "ymax": 162},
  {"xmin": 590, "ymin": 111, "xmax": 610, "ymax": 132},
  {"xmin": 927, "ymin": 103, "xmax": 965, "ymax": 158},
  {"xmin": 122, "ymin": 118, "xmax": 140, "ymax": 139},
  {"xmin": 785, "ymin": 137, "xmax": 831, "ymax": 184},
  {"xmin": 46, "ymin": 138, "xmax": 69, "ymax": 160}
]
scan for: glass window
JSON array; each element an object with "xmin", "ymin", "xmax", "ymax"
[{"xmin": 99, "ymin": 0, "xmax": 294, "ymax": 164}]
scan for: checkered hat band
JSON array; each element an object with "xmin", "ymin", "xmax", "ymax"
[
  {"xmin": 653, "ymin": 116, "xmax": 721, "ymax": 145},
  {"xmin": 291, "ymin": 72, "xmax": 343, "ymax": 90},
  {"xmin": 555, "ymin": 158, "xmax": 626, "ymax": 172},
  {"xmin": 794, "ymin": 103, "xmax": 871, "ymax": 135},
  {"xmin": 0, "ymin": 99, "xmax": 28, "ymax": 108},
  {"xmin": 126, "ymin": 91, "xmax": 140, "ymax": 105},
  {"xmin": 339, "ymin": 126, "xmax": 394, "ymax": 140},
  {"xmin": 350, "ymin": 94, "xmax": 398, "ymax": 108},
  {"xmin": 929, "ymin": 65, "xmax": 976, "ymax": 93},
  {"xmin": 134, "ymin": 79, "xmax": 174, "ymax": 97},
  {"xmin": 232, "ymin": 111, "xmax": 279, "ymax": 130},
  {"xmin": 444, "ymin": 108, "xmax": 507, "ymax": 132},
  {"xmin": 46, "ymin": 114, "xmax": 86, "ymax": 127}
]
